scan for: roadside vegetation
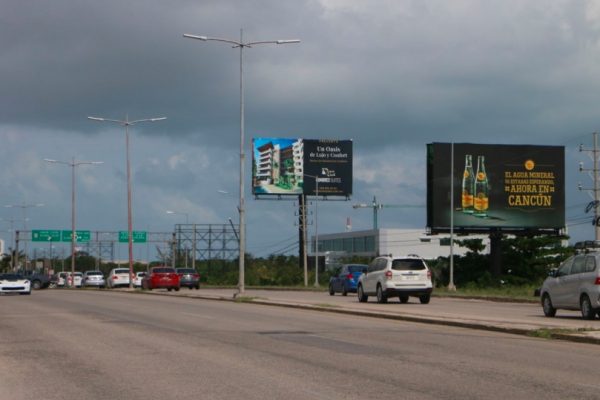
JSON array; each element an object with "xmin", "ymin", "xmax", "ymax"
[{"xmin": 0, "ymin": 233, "xmax": 574, "ymax": 301}]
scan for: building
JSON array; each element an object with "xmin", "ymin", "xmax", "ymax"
[{"xmin": 311, "ymin": 228, "xmax": 490, "ymax": 261}]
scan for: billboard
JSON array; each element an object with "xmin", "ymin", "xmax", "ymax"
[
  {"xmin": 252, "ymin": 138, "xmax": 352, "ymax": 197},
  {"xmin": 427, "ymin": 143, "xmax": 565, "ymax": 233}
]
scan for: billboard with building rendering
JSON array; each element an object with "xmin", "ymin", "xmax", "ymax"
[
  {"xmin": 426, "ymin": 142, "xmax": 565, "ymax": 234},
  {"xmin": 252, "ymin": 138, "xmax": 352, "ymax": 197}
]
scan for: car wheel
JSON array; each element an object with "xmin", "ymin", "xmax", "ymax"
[
  {"xmin": 376, "ymin": 285, "xmax": 387, "ymax": 304},
  {"xmin": 329, "ymin": 284, "xmax": 335, "ymax": 296},
  {"xmin": 168, "ymin": 287, "xmax": 172, "ymax": 292},
  {"xmin": 357, "ymin": 285, "xmax": 368, "ymax": 303},
  {"xmin": 195, "ymin": 284, "xmax": 200, "ymax": 290},
  {"xmin": 342, "ymin": 285, "xmax": 348, "ymax": 296},
  {"xmin": 581, "ymin": 295, "xmax": 595, "ymax": 320},
  {"xmin": 419, "ymin": 294, "xmax": 431, "ymax": 304},
  {"xmin": 542, "ymin": 294, "xmax": 556, "ymax": 317},
  {"xmin": 31, "ymin": 280, "xmax": 42, "ymax": 290},
  {"xmin": 399, "ymin": 295, "xmax": 409, "ymax": 304},
  {"xmin": 175, "ymin": 287, "xmax": 180, "ymax": 292}
]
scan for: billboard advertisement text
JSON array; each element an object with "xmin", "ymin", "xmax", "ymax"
[
  {"xmin": 427, "ymin": 143, "xmax": 565, "ymax": 233},
  {"xmin": 252, "ymin": 138, "xmax": 352, "ymax": 197}
]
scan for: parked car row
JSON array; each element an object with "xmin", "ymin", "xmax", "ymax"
[
  {"xmin": 43, "ymin": 267, "xmax": 201, "ymax": 292},
  {"xmin": 329, "ymin": 254, "xmax": 434, "ymax": 305}
]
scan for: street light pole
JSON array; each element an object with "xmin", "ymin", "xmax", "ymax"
[
  {"xmin": 183, "ymin": 30, "xmax": 299, "ymax": 295},
  {"xmin": 88, "ymin": 115, "xmax": 166, "ymax": 288},
  {"xmin": 44, "ymin": 158, "xmax": 103, "ymax": 285},
  {"xmin": 4, "ymin": 202, "xmax": 44, "ymax": 270}
]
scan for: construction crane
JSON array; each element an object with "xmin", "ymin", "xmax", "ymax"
[{"xmin": 352, "ymin": 196, "xmax": 425, "ymax": 230}]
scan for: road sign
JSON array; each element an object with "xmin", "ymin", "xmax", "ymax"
[
  {"xmin": 118, "ymin": 231, "xmax": 147, "ymax": 243},
  {"xmin": 61, "ymin": 230, "xmax": 91, "ymax": 242},
  {"xmin": 32, "ymin": 230, "xmax": 61, "ymax": 242}
]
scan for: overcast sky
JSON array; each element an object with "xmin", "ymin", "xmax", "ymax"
[{"xmin": 2, "ymin": 0, "xmax": 600, "ymax": 261}]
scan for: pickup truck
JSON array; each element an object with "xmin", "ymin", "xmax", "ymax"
[{"xmin": 18, "ymin": 270, "xmax": 52, "ymax": 290}]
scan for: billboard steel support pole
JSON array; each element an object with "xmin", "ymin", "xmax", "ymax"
[{"xmin": 448, "ymin": 143, "xmax": 456, "ymax": 291}]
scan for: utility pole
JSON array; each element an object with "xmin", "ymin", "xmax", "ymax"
[{"xmin": 579, "ymin": 132, "xmax": 600, "ymax": 241}]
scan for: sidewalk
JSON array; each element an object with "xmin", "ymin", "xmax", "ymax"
[{"xmin": 133, "ymin": 288, "xmax": 600, "ymax": 345}]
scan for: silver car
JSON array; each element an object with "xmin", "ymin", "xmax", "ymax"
[
  {"xmin": 82, "ymin": 271, "xmax": 105, "ymax": 288},
  {"xmin": 540, "ymin": 252, "xmax": 600, "ymax": 320}
]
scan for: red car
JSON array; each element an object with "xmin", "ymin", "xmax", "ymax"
[{"xmin": 141, "ymin": 266, "xmax": 180, "ymax": 291}]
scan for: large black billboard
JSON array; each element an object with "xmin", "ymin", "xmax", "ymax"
[
  {"xmin": 252, "ymin": 138, "xmax": 352, "ymax": 197},
  {"xmin": 427, "ymin": 143, "xmax": 565, "ymax": 233}
]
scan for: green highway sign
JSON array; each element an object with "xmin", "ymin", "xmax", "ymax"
[
  {"xmin": 32, "ymin": 230, "xmax": 61, "ymax": 242},
  {"xmin": 61, "ymin": 230, "xmax": 91, "ymax": 242},
  {"xmin": 118, "ymin": 231, "xmax": 147, "ymax": 243}
]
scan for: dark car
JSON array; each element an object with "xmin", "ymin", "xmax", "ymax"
[
  {"xmin": 329, "ymin": 264, "xmax": 368, "ymax": 296},
  {"xmin": 176, "ymin": 268, "xmax": 200, "ymax": 290},
  {"xmin": 18, "ymin": 270, "xmax": 51, "ymax": 290},
  {"xmin": 142, "ymin": 266, "xmax": 180, "ymax": 291}
]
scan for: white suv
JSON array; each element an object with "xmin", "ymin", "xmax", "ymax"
[{"xmin": 357, "ymin": 254, "xmax": 433, "ymax": 304}]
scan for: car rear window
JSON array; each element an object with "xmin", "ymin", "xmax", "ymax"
[
  {"xmin": 115, "ymin": 269, "xmax": 130, "ymax": 274},
  {"xmin": 391, "ymin": 259, "xmax": 426, "ymax": 271},
  {"xmin": 87, "ymin": 271, "xmax": 103, "ymax": 276},
  {"xmin": 347, "ymin": 265, "xmax": 366, "ymax": 273},
  {"xmin": 177, "ymin": 268, "xmax": 196, "ymax": 274},
  {"xmin": 153, "ymin": 267, "xmax": 175, "ymax": 273}
]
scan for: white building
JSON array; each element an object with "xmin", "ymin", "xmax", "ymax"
[{"xmin": 311, "ymin": 228, "xmax": 490, "ymax": 261}]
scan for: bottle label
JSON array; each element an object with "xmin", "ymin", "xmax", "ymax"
[
  {"xmin": 477, "ymin": 172, "xmax": 486, "ymax": 180},
  {"xmin": 462, "ymin": 192, "xmax": 473, "ymax": 208},
  {"xmin": 474, "ymin": 194, "xmax": 489, "ymax": 211}
]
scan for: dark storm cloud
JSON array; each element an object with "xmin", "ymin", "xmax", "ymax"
[
  {"xmin": 4, "ymin": 0, "xmax": 600, "ymax": 151},
  {"xmin": 4, "ymin": 0, "xmax": 600, "ymax": 250}
]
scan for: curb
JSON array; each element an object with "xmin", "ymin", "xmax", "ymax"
[{"xmin": 126, "ymin": 289, "xmax": 600, "ymax": 346}]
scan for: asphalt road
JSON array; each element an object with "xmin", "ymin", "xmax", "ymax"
[{"xmin": 1, "ymin": 290, "xmax": 600, "ymax": 400}]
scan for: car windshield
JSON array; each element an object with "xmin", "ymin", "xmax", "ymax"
[
  {"xmin": 0, "ymin": 274, "xmax": 22, "ymax": 280},
  {"xmin": 391, "ymin": 259, "xmax": 426, "ymax": 271},
  {"xmin": 177, "ymin": 269, "xmax": 196, "ymax": 274}
]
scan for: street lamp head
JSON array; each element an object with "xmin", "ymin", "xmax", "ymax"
[
  {"xmin": 276, "ymin": 39, "xmax": 301, "ymax": 44},
  {"xmin": 183, "ymin": 34, "xmax": 208, "ymax": 41},
  {"xmin": 87, "ymin": 116, "xmax": 105, "ymax": 122},
  {"xmin": 44, "ymin": 158, "xmax": 58, "ymax": 163},
  {"xmin": 166, "ymin": 210, "xmax": 175, "ymax": 215},
  {"xmin": 150, "ymin": 117, "xmax": 167, "ymax": 122}
]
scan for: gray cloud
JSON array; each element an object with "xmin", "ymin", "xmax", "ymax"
[{"xmin": 1, "ymin": 0, "xmax": 599, "ymax": 257}]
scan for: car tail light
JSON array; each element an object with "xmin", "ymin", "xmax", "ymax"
[
  {"xmin": 113, "ymin": 276, "xmax": 118, "ymax": 280},
  {"xmin": 346, "ymin": 274, "xmax": 353, "ymax": 280},
  {"xmin": 427, "ymin": 270, "xmax": 432, "ymax": 280},
  {"xmin": 595, "ymin": 277, "xmax": 600, "ymax": 285},
  {"xmin": 193, "ymin": 274, "xmax": 199, "ymax": 278},
  {"xmin": 385, "ymin": 270, "xmax": 393, "ymax": 280}
]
